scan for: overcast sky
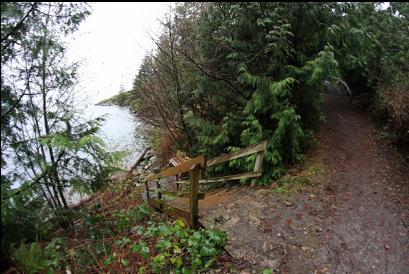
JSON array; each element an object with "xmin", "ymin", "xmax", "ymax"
[{"xmin": 66, "ymin": 2, "xmax": 173, "ymax": 105}]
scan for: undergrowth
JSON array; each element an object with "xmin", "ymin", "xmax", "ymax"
[{"xmin": 8, "ymin": 181, "xmax": 232, "ymax": 273}]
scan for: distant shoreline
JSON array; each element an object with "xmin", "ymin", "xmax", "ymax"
[{"xmin": 96, "ymin": 89, "xmax": 134, "ymax": 107}]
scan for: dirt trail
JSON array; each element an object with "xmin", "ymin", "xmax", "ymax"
[
  {"xmin": 199, "ymin": 88, "xmax": 409, "ymax": 273},
  {"xmin": 307, "ymin": 87, "xmax": 409, "ymax": 273}
]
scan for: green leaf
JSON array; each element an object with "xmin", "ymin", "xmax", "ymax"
[
  {"xmin": 132, "ymin": 225, "xmax": 145, "ymax": 235},
  {"xmin": 132, "ymin": 242, "xmax": 150, "ymax": 258},
  {"xmin": 262, "ymin": 268, "xmax": 273, "ymax": 274},
  {"xmin": 170, "ymin": 256, "xmax": 183, "ymax": 268},
  {"xmin": 204, "ymin": 258, "xmax": 215, "ymax": 268},
  {"xmin": 121, "ymin": 259, "xmax": 130, "ymax": 267}
]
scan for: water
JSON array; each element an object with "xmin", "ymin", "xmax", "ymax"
[
  {"xmin": 86, "ymin": 104, "xmax": 150, "ymax": 169},
  {"xmin": 64, "ymin": 104, "xmax": 149, "ymax": 204}
]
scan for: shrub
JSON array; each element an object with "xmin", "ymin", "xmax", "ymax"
[
  {"xmin": 377, "ymin": 76, "xmax": 409, "ymax": 147},
  {"xmin": 135, "ymin": 219, "xmax": 227, "ymax": 272},
  {"xmin": 12, "ymin": 238, "xmax": 64, "ymax": 273},
  {"xmin": 114, "ymin": 203, "xmax": 151, "ymax": 232}
]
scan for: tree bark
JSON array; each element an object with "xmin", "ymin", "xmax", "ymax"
[{"xmin": 40, "ymin": 5, "xmax": 68, "ymax": 208}]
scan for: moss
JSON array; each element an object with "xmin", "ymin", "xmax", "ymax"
[{"xmin": 271, "ymin": 152, "xmax": 328, "ymax": 196}]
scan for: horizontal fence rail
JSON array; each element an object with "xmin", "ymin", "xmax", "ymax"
[
  {"xmin": 145, "ymin": 140, "xmax": 267, "ymax": 229},
  {"xmin": 147, "ymin": 155, "xmax": 206, "ymax": 181}
]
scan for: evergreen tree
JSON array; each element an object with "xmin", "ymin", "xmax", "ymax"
[
  {"xmin": 1, "ymin": 2, "xmax": 119, "ymax": 255},
  {"xmin": 131, "ymin": 2, "xmax": 408, "ymax": 180}
]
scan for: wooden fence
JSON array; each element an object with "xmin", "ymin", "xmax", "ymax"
[{"xmin": 145, "ymin": 140, "xmax": 267, "ymax": 229}]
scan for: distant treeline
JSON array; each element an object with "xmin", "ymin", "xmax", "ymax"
[{"xmin": 97, "ymin": 90, "xmax": 134, "ymax": 107}]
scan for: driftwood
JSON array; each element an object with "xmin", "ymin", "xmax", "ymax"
[
  {"xmin": 127, "ymin": 147, "xmax": 149, "ymax": 177},
  {"xmin": 68, "ymin": 195, "xmax": 93, "ymax": 209}
]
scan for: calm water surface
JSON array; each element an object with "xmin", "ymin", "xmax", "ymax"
[
  {"xmin": 86, "ymin": 105, "xmax": 149, "ymax": 169},
  {"xmin": 65, "ymin": 104, "xmax": 149, "ymax": 203}
]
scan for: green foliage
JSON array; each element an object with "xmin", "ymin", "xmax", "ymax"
[
  {"xmin": 1, "ymin": 188, "xmax": 55, "ymax": 259},
  {"xmin": 141, "ymin": 219, "xmax": 227, "ymax": 272},
  {"xmin": 1, "ymin": 2, "xmax": 124, "ymax": 261},
  {"xmin": 272, "ymin": 176, "xmax": 311, "ymax": 195},
  {"xmin": 38, "ymin": 117, "xmax": 124, "ymax": 192},
  {"xmin": 4, "ymin": 2, "xmax": 409, "ymax": 271},
  {"xmin": 271, "ymin": 186, "xmax": 288, "ymax": 194},
  {"xmin": 262, "ymin": 268, "xmax": 274, "ymax": 274},
  {"xmin": 278, "ymin": 176, "xmax": 311, "ymax": 186},
  {"xmin": 129, "ymin": 2, "xmax": 343, "ymax": 183},
  {"xmin": 129, "ymin": 2, "xmax": 408, "ymax": 183},
  {"xmin": 132, "ymin": 224, "xmax": 146, "ymax": 235},
  {"xmin": 97, "ymin": 89, "xmax": 135, "ymax": 107},
  {"xmin": 135, "ymin": 203, "xmax": 152, "ymax": 221},
  {"xmin": 183, "ymin": 3, "xmax": 339, "ymax": 183},
  {"xmin": 132, "ymin": 242, "xmax": 150, "ymax": 258},
  {"xmin": 376, "ymin": 74, "xmax": 409, "ymax": 148},
  {"xmin": 12, "ymin": 238, "xmax": 64, "ymax": 273},
  {"xmin": 103, "ymin": 253, "xmax": 117, "ymax": 267},
  {"xmin": 121, "ymin": 258, "xmax": 130, "ymax": 267},
  {"xmin": 115, "ymin": 237, "xmax": 132, "ymax": 248},
  {"xmin": 13, "ymin": 242, "xmax": 49, "ymax": 273},
  {"xmin": 114, "ymin": 203, "xmax": 151, "ymax": 232},
  {"xmin": 328, "ymin": 3, "xmax": 409, "ymax": 110},
  {"xmin": 9, "ymin": 195, "xmax": 227, "ymax": 272},
  {"xmin": 81, "ymin": 211, "xmax": 113, "ymax": 240}
]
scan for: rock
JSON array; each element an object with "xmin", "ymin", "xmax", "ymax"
[{"xmin": 214, "ymin": 215, "xmax": 227, "ymax": 224}]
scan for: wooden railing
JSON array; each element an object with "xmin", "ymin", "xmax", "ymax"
[
  {"xmin": 146, "ymin": 155, "xmax": 206, "ymax": 229},
  {"xmin": 145, "ymin": 140, "xmax": 267, "ymax": 229},
  {"xmin": 175, "ymin": 140, "xmax": 267, "ymax": 188}
]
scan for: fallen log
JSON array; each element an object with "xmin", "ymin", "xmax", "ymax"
[
  {"xmin": 68, "ymin": 195, "xmax": 92, "ymax": 209},
  {"xmin": 127, "ymin": 147, "xmax": 149, "ymax": 176}
]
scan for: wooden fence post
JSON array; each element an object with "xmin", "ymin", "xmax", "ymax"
[
  {"xmin": 189, "ymin": 164, "xmax": 200, "ymax": 229},
  {"xmin": 251, "ymin": 151, "xmax": 264, "ymax": 187},
  {"xmin": 156, "ymin": 180, "xmax": 163, "ymax": 210},
  {"xmin": 144, "ymin": 180, "xmax": 150, "ymax": 201}
]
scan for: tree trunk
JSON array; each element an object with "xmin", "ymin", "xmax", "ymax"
[{"xmin": 40, "ymin": 7, "xmax": 68, "ymax": 208}]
